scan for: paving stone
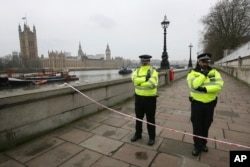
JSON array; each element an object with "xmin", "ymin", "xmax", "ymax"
[
  {"xmin": 90, "ymin": 124, "xmax": 130, "ymax": 140},
  {"xmin": 163, "ymin": 114, "xmax": 190, "ymax": 122},
  {"xmin": 26, "ymin": 142, "xmax": 83, "ymax": 167},
  {"xmin": 163, "ymin": 120, "xmax": 187, "ymax": 131},
  {"xmin": 216, "ymin": 110, "xmax": 239, "ymax": 118},
  {"xmin": 213, "ymin": 116, "xmax": 232, "ymax": 123},
  {"xmin": 5, "ymin": 136, "xmax": 64, "ymax": 163},
  {"xmin": 224, "ymin": 130, "xmax": 250, "ymax": 144},
  {"xmin": 122, "ymin": 121, "xmax": 139, "ymax": 131},
  {"xmin": 122, "ymin": 132, "xmax": 164, "ymax": 150},
  {"xmin": 1, "ymin": 73, "xmax": 249, "ymax": 167},
  {"xmin": 58, "ymin": 128, "xmax": 93, "ymax": 144},
  {"xmin": 155, "ymin": 117, "xmax": 167, "ymax": 126},
  {"xmin": 209, "ymin": 127, "xmax": 224, "ymax": 139},
  {"xmin": 74, "ymin": 119, "xmax": 101, "ymax": 131},
  {"xmin": 215, "ymin": 137, "xmax": 250, "ymax": 151},
  {"xmin": 211, "ymin": 120, "xmax": 229, "ymax": 129},
  {"xmin": 91, "ymin": 156, "xmax": 129, "ymax": 167},
  {"xmin": 181, "ymin": 158, "xmax": 209, "ymax": 167},
  {"xmin": 160, "ymin": 130, "xmax": 183, "ymax": 141},
  {"xmin": 183, "ymin": 134, "xmax": 193, "ymax": 144},
  {"xmin": 232, "ymin": 107, "xmax": 248, "ymax": 114},
  {"xmin": 172, "ymin": 110, "xmax": 191, "ymax": 117},
  {"xmin": 158, "ymin": 139, "xmax": 195, "ymax": 159},
  {"xmin": 102, "ymin": 117, "xmax": 129, "ymax": 127},
  {"xmin": 0, "ymin": 154, "xmax": 26, "ymax": 167},
  {"xmin": 151, "ymin": 153, "xmax": 181, "ymax": 167},
  {"xmin": 0, "ymin": 154, "xmax": 9, "ymax": 164},
  {"xmin": 112, "ymin": 143, "xmax": 157, "ymax": 167},
  {"xmin": 101, "ymin": 109, "xmax": 127, "ymax": 119},
  {"xmin": 200, "ymin": 148, "xmax": 229, "ymax": 167},
  {"xmin": 49, "ymin": 126, "xmax": 74, "ymax": 137},
  {"xmin": 59, "ymin": 149, "xmax": 102, "ymax": 167},
  {"xmin": 228, "ymin": 122, "xmax": 250, "ymax": 133},
  {"xmin": 79, "ymin": 135, "xmax": 123, "ymax": 155},
  {"xmin": 86, "ymin": 113, "xmax": 109, "ymax": 122},
  {"xmin": 0, "ymin": 159, "xmax": 26, "ymax": 167},
  {"xmin": 232, "ymin": 117, "xmax": 250, "ymax": 125}
]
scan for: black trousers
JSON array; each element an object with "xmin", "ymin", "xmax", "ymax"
[
  {"xmin": 134, "ymin": 94, "xmax": 157, "ymax": 139},
  {"xmin": 191, "ymin": 99, "xmax": 217, "ymax": 150}
]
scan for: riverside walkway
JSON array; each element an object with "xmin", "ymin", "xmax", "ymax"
[{"xmin": 0, "ymin": 72, "xmax": 250, "ymax": 167}]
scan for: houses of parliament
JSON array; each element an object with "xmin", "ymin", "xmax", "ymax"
[{"xmin": 18, "ymin": 23, "xmax": 125, "ymax": 71}]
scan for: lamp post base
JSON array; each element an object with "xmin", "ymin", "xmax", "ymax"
[
  {"xmin": 160, "ymin": 52, "xmax": 170, "ymax": 69},
  {"xmin": 160, "ymin": 61, "xmax": 169, "ymax": 69},
  {"xmin": 188, "ymin": 61, "xmax": 192, "ymax": 68}
]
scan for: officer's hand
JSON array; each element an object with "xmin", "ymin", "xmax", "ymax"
[
  {"xmin": 146, "ymin": 71, "xmax": 151, "ymax": 81},
  {"xmin": 196, "ymin": 87, "xmax": 207, "ymax": 93},
  {"xmin": 201, "ymin": 69, "xmax": 209, "ymax": 76}
]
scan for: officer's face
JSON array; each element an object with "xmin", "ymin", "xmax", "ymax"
[
  {"xmin": 141, "ymin": 60, "xmax": 150, "ymax": 65},
  {"xmin": 198, "ymin": 60, "xmax": 209, "ymax": 69}
]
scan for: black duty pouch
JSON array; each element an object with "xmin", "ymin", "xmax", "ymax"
[{"xmin": 189, "ymin": 96, "xmax": 193, "ymax": 102}]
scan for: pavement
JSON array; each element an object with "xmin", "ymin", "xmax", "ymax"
[{"xmin": 0, "ymin": 72, "xmax": 250, "ymax": 167}]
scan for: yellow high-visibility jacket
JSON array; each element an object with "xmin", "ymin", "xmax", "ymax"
[
  {"xmin": 187, "ymin": 68, "xmax": 224, "ymax": 103},
  {"xmin": 131, "ymin": 65, "xmax": 158, "ymax": 96}
]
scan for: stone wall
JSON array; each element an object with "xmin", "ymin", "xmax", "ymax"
[
  {"xmin": 214, "ymin": 55, "xmax": 250, "ymax": 86},
  {"xmin": 0, "ymin": 69, "xmax": 188, "ymax": 151},
  {"xmin": 215, "ymin": 66, "xmax": 250, "ymax": 86}
]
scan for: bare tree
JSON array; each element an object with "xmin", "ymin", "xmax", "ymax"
[{"xmin": 201, "ymin": 0, "xmax": 250, "ymax": 61}]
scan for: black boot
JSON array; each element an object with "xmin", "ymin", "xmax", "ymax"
[
  {"xmin": 192, "ymin": 148, "xmax": 201, "ymax": 156},
  {"xmin": 148, "ymin": 139, "xmax": 155, "ymax": 146},
  {"xmin": 130, "ymin": 135, "xmax": 142, "ymax": 142},
  {"xmin": 202, "ymin": 145, "xmax": 208, "ymax": 152}
]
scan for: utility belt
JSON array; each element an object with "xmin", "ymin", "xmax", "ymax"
[
  {"xmin": 189, "ymin": 96, "xmax": 217, "ymax": 104},
  {"xmin": 135, "ymin": 94, "xmax": 158, "ymax": 99}
]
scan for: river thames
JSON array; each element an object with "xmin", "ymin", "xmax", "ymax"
[{"xmin": 0, "ymin": 69, "xmax": 131, "ymax": 95}]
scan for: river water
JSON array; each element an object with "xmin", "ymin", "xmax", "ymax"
[{"xmin": 0, "ymin": 69, "xmax": 131, "ymax": 96}]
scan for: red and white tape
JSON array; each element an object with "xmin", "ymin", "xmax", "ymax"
[{"xmin": 63, "ymin": 83, "xmax": 250, "ymax": 150}]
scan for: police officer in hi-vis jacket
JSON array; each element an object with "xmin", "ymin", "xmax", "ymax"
[
  {"xmin": 131, "ymin": 54, "xmax": 158, "ymax": 146},
  {"xmin": 187, "ymin": 53, "xmax": 224, "ymax": 156}
]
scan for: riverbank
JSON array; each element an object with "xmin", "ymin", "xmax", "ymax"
[{"xmin": 0, "ymin": 69, "xmax": 129, "ymax": 95}]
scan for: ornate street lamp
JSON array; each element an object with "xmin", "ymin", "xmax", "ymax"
[
  {"xmin": 188, "ymin": 43, "xmax": 193, "ymax": 68},
  {"xmin": 160, "ymin": 15, "xmax": 170, "ymax": 69}
]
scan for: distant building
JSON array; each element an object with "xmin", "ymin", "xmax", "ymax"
[
  {"xmin": 18, "ymin": 23, "xmax": 39, "ymax": 69},
  {"xmin": 77, "ymin": 42, "xmax": 87, "ymax": 60},
  {"xmin": 87, "ymin": 54, "xmax": 104, "ymax": 60},
  {"xmin": 18, "ymin": 23, "xmax": 124, "ymax": 71},
  {"xmin": 106, "ymin": 44, "xmax": 111, "ymax": 60}
]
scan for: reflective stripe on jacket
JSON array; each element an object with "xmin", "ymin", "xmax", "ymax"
[
  {"xmin": 187, "ymin": 68, "xmax": 224, "ymax": 103},
  {"xmin": 131, "ymin": 65, "xmax": 158, "ymax": 96}
]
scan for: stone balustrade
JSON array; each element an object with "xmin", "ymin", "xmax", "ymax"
[
  {"xmin": 214, "ymin": 42, "xmax": 250, "ymax": 86},
  {"xmin": 0, "ymin": 69, "xmax": 188, "ymax": 151}
]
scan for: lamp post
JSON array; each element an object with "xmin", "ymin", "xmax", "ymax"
[
  {"xmin": 188, "ymin": 43, "xmax": 193, "ymax": 68},
  {"xmin": 160, "ymin": 15, "xmax": 170, "ymax": 69}
]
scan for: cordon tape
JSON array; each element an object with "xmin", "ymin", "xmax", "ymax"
[{"xmin": 62, "ymin": 83, "xmax": 250, "ymax": 149}]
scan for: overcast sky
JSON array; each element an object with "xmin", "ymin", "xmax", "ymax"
[{"xmin": 0, "ymin": 0, "xmax": 218, "ymax": 61}]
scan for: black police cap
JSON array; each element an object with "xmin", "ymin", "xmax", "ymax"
[
  {"xmin": 197, "ymin": 53, "xmax": 212, "ymax": 61},
  {"xmin": 139, "ymin": 54, "xmax": 152, "ymax": 60}
]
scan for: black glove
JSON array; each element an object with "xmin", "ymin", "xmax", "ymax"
[
  {"xmin": 201, "ymin": 68, "xmax": 209, "ymax": 76},
  {"xmin": 146, "ymin": 70, "xmax": 151, "ymax": 81},
  {"xmin": 196, "ymin": 87, "xmax": 207, "ymax": 93}
]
